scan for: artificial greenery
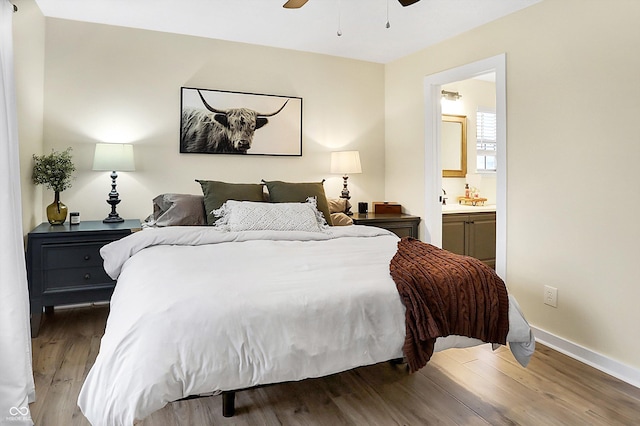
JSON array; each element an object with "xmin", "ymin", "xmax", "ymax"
[{"xmin": 32, "ymin": 147, "xmax": 76, "ymax": 192}]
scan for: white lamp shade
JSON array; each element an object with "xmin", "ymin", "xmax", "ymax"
[
  {"xmin": 330, "ymin": 151, "xmax": 362, "ymax": 174},
  {"xmin": 92, "ymin": 143, "xmax": 135, "ymax": 171}
]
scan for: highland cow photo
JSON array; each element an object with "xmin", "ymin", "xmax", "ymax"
[{"xmin": 180, "ymin": 87, "xmax": 302, "ymax": 156}]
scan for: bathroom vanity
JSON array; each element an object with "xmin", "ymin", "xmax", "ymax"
[{"xmin": 442, "ymin": 204, "xmax": 496, "ymax": 268}]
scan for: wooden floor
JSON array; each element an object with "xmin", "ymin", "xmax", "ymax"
[{"xmin": 30, "ymin": 305, "xmax": 640, "ymax": 425}]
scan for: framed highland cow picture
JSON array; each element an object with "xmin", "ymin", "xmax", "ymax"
[{"xmin": 180, "ymin": 87, "xmax": 303, "ymax": 156}]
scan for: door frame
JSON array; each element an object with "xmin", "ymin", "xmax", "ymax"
[{"xmin": 423, "ymin": 54, "xmax": 507, "ymax": 279}]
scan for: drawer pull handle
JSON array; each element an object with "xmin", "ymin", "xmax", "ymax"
[
  {"xmin": 84, "ymin": 273, "xmax": 91, "ymax": 280},
  {"xmin": 84, "ymin": 255, "xmax": 91, "ymax": 261}
]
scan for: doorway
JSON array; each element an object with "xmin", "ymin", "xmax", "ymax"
[{"xmin": 423, "ymin": 54, "xmax": 507, "ymax": 279}]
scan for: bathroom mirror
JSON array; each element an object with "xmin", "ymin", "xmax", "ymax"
[{"xmin": 442, "ymin": 114, "xmax": 467, "ymax": 178}]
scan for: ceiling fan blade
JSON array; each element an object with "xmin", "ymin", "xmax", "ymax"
[
  {"xmin": 398, "ymin": 0, "xmax": 420, "ymax": 6},
  {"xmin": 283, "ymin": 0, "xmax": 309, "ymax": 8}
]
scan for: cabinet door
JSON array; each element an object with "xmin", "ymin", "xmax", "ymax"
[
  {"xmin": 467, "ymin": 213, "xmax": 496, "ymax": 268},
  {"xmin": 442, "ymin": 214, "xmax": 467, "ymax": 255}
]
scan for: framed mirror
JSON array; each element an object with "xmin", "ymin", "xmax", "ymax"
[{"xmin": 442, "ymin": 114, "xmax": 467, "ymax": 178}]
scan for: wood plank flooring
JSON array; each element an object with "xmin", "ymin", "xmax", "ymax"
[{"xmin": 29, "ymin": 305, "xmax": 640, "ymax": 425}]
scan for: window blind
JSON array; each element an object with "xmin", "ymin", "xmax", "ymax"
[{"xmin": 476, "ymin": 109, "xmax": 497, "ymax": 172}]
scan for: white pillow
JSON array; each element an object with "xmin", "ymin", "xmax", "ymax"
[{"xmin": 212, "ymin": 198, "xmax": 328, "ymax": 232}]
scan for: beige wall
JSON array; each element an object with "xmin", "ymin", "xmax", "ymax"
[
  {"xmin": 13, "ymin": 0, "xmax": 45, "ymax": 235},
  {"xmin": 385, "ymin": 0, "xmax": 640, "ymax": 370},
  {"xmin": 40, "ymin": 19, "xmax": 386, "ymax": 222}
]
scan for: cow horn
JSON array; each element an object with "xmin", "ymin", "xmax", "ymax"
[
  {"xmin": 258, "ymin": 100, "xmax": 289, "ymax": 117},
  {"xmin": 197, "ymin": 89, "xmax": 227, "ymax": 114}
]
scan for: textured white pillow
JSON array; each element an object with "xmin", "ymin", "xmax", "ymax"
[{"xmin": 212, "ymin": 198, "xmax": 328, "ymax": 232}]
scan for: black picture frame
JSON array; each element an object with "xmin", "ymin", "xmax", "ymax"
[{"xmin": 180, "ymin": 87, "xmax": 302, "ymax": 156}]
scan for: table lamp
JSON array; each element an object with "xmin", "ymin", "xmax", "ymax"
[
  {"xmin": 92, "ymin": 143, "xmax": 135, "ymax": 223},
  {"xmin": 331, "ymin": 150, "xmax": 362, "ymax": 200}
]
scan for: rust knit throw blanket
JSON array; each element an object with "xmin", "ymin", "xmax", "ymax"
[{"xmin": 389, "ymin": 237, "xmax": 509, "ymax": 372}]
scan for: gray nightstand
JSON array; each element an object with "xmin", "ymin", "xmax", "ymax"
[
  {"xmin": 351, "ymin": 213, "xmax": 420, "ymax": 239},
  {"xmin": 26, "ymin": 219, "xmax": 141, "ymax": 336}
]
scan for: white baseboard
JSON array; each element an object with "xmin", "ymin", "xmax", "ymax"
[{"xmin": 531, "ymin": 326, "xmax": 640, "ymax": 389}]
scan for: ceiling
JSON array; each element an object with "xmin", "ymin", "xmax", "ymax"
[{"xmin": 34, "ymin": 0, "xmax": 540, "ymax": 64}]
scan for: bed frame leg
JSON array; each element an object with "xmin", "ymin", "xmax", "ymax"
[{"xmin": 222, "ymin": 391, "xmax": 235, "ymax": 417}]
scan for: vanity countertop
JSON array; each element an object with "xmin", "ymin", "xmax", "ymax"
[{"xmin": 442, "ymin": 203, "xmax": 496, "ymax": 214}]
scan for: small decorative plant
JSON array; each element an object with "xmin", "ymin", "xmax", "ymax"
[
  {"xmin": 32, "ymin": 147, "xmax": 76, "ymax": 225},
  {"xmin": 32, "ymin": 147, "xmax": 76, "ymax": 193}
]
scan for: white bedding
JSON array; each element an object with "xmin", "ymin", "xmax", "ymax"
[{"xmin": 78, "ymin": 225, "xmax": 534, "ymax": 425}]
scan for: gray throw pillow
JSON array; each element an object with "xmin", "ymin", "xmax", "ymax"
[{"xmin": 151, "ymin": 194, "xmax": 206, "ymax": 226}]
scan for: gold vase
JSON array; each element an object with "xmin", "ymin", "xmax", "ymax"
[{"xmin": 46, "ymin": 191, "xmax": 68, "ymax": 225}]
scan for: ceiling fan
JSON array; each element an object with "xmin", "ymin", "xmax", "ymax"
[{"xmin": 283, "ymin": 0, "xmax": 420, "ymax": 8}]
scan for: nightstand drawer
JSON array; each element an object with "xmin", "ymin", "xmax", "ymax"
[
  {"xmin": 42, "ymin": 242, "xmax": 108, "ymax": 269},
  {"xmin": 351, "ymin": 213, "xmax": 420, "ymax": 239},
  {"xmin": 43, "ymin": 266, "xmax": 113, "ymax": 292},
  {"xmin": 389, "ymin": 226, "xmax": 414, "ymax": 238},
  {"xmin": 27, "ymin": 219, "xmax": 141, "ymax": 337}
]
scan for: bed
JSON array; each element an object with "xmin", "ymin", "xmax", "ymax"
[{"xmin": 77, "ymin": 182, "xmax": 535, "ymax": 425}]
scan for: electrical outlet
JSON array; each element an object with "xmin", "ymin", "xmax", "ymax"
[{"xmin": 544, "ymin": 285, "xmax": 558, "ymax": 308}]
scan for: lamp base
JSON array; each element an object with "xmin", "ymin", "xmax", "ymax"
[
  {"xmin": 340, "ymin": 175, "xmax": 351, "ymax": 200},
  {"xmin": 103, "ymin": 170, "xmax": 124, "ymax": 223},
  {"xmin": 103, "ymin": 215, "xmax": 124, "ymax": 223}
]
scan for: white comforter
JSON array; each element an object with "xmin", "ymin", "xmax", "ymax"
[{"xmin": 78, "ymin": 225, "xmax": 534, "ymax": 425}]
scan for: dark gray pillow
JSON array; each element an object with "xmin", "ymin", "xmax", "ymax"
[
  {"xmin": 196, "ymin": 180, "xmax": 265, "ymax": 225},
  {"xmin": 263, "ymin": 180, "xmax": 333, "ymax": 226},
  {"xmin": 151, "ymin": 194, "xmax": 206, "ymax": 226}
]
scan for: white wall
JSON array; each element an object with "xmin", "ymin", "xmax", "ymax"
[
  {"xmin": 385, "ymin": 0, "xmax": 640, "ymax": 373},
  {"xmin": 40, "ymin": 19, "xmax": 386, "ymax": 222}
]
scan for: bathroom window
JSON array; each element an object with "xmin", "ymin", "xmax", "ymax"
[{"xmin": 476, "ymin": 109, "xmax": 497, "ymax": 172}]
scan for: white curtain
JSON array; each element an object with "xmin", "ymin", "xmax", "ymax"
[{"xmin": 0, "ymin": 1, "xmax": 36, "ymax": 425}]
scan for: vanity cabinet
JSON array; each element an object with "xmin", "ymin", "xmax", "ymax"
[{"xmin": 442, "ymin": 212, "xmax": 496, "ymax": 268}]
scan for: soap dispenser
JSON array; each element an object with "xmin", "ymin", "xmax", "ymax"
[{"xmin": 464, "ymin": 183, "xmax": 470, "ymax": 198}]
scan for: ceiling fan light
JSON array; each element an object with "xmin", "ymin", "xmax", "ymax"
[
  {"xmin": 283, "ymin": 0, "xmax": 309, "ymax": 9},
  {"xmin": 398, "ymin": 0, "xmax": 421, "ymax": 6},
  {"xmin": 285, "ymin": 0, "xmax": 420, "ymax": 9}
]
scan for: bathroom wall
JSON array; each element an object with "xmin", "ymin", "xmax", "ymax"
[{"xmin": 441, "ymin": 77, "xmax": 496, "ymax": 206}]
